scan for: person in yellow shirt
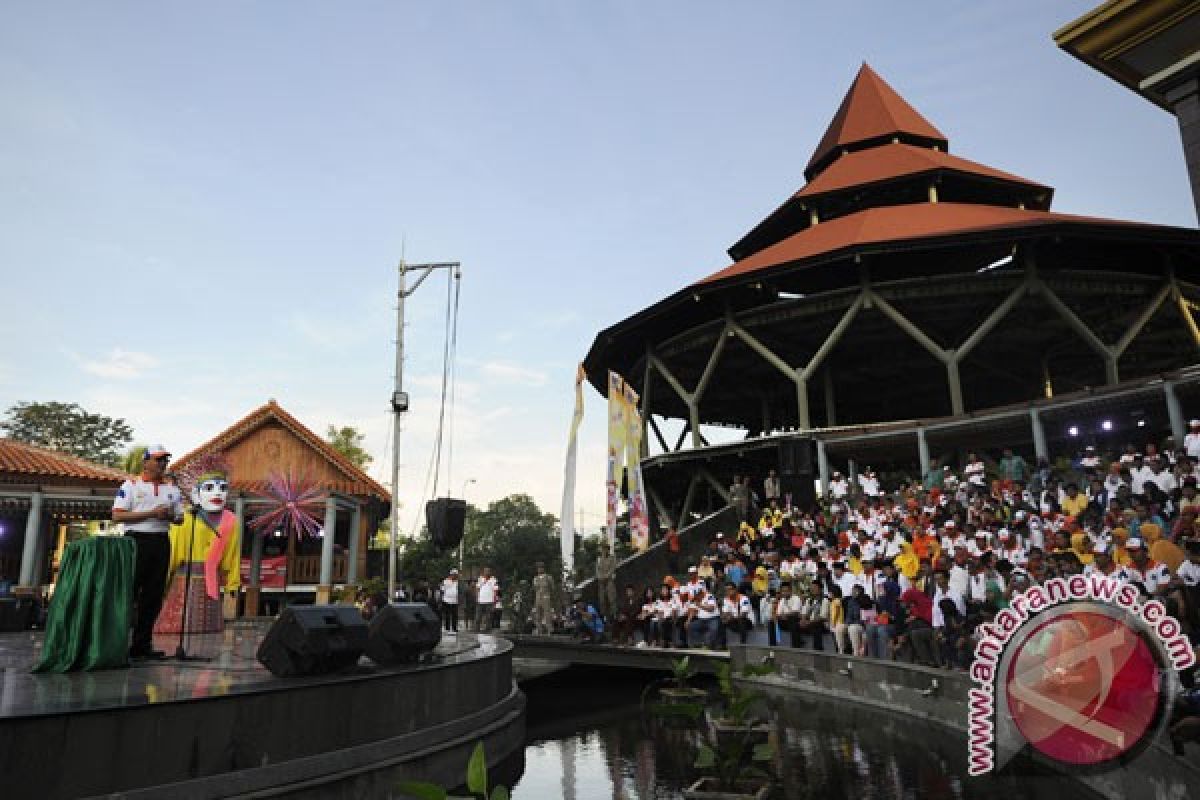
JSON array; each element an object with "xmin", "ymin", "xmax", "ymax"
[
  {"xmin": 1061, "ymin": 483, "xmax": 1088, "ymax": 518},
  {"xmin": 155, "ymin": 454, "xmax": 242, "ymax": 634}
]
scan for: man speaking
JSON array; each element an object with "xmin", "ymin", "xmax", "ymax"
[{"xmin": 112, "ymin": 444, "xmax": 183, "ymax": 660}]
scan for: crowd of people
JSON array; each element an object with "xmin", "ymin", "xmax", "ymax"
[{"xmin": 576, "ymin": 427, "xmax": 1200, "ymax": 753}]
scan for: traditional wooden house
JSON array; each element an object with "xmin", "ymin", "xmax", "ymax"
[{"xmin": 172, "ymin": 400, "xmax": 391, "ymax": 612}]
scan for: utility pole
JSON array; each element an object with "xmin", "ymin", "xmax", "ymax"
[{"xmin": 389, "ymin": 259, "xmax": 461, "ymax": 603}]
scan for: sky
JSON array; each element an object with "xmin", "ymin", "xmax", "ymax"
[{"xmin": 0, "ymin": 2, "xmax": 1195, "ymax": 537}]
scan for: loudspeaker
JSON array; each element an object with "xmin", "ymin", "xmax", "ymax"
[
  {"xmin": 779, "ymin": 440, "xmax": 813, "ymax": 475},
  {"xmin": 426, "ymin": 497, "xmax": 467, "ymax": 551},
  {"xmin": 366, "ymin": 603, "xmax": 442, "ymax": 665},
  {"xmin": 256, "ymin": 605, "xmax": 368, "ymax": 677}
]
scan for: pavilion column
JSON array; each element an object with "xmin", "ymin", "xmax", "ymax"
[
  {"xmin": 318, "ymin": 496, "xmax": 337, "ymax": 604},
  {"xmin": 17, "ymin": 492, "xmax": 44, "ymax": 592},
  {"xmin": 348, "ymin": 504, "xmax": 362, "ymax": 584},
  {"xmin": 816, "ymin": 440, "xmax": 831, "ymax": 497},
  {"xmin": 240, "ymin": 495, "xmax": 262, "ymax": 616},
  {"xmin": 917, "ymin": 428, "xmax": 931, "ymax": 477},
  {"xmin": 847, "ymin": 459, "xmax": 859, "ymax": 498},
  {"xmin": 1030, "ymin": 408, "xmax": 1049, "ymax": 464},
  {"xmin": 946, "ymin": 355, "xmax": 964, "ymax": 416},
  {"xmin": 1164, "ymin": 381, "xmax": 1187, "ymax": 445},
  {"xmin": 796, "ymin": 378, "xmax": 811, "ymax": 430}
]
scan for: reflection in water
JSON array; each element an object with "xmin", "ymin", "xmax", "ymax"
[{"xmin": 511, "ymin": 668, "xmax": 1094, "ymax": 800}]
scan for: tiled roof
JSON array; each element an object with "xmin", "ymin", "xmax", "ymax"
[
  {"xmin": 701, "ymin": 202, "xmax": 1168, "ymax": 285},
  {"xmin": 805, "ymin": 63, "xmax": 947, "ymax": 180},
  {"xmin": 0, "ymin": 438, "xmax": 127, "ymax": 485},
  {"xmin": 172, "ymin": 400, "xmax": 391, "ymax": 501},
  {"xmin": 795, "ymin": 143, "xmax": 1048, "ymax": 200}
]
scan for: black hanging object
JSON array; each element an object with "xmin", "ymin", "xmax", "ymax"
[{"xmin": 426, "ymin": 497, "xmax": 467, "ymax": 551}]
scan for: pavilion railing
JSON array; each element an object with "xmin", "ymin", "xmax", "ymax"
[{"xmin": 288, "ymin": 554, "xmax": 348, "ymax": 585}]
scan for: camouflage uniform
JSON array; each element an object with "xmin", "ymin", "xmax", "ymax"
[{"xmin": 532, "ymin": 572, "xmax": 557, "ymax": 634}]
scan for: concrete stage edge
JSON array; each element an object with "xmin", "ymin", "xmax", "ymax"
[{"xmin": 0, "ymin": 627, "xmax": 524, "ymax": 799}]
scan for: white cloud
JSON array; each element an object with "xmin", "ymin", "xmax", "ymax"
[
  {"xmin": 73, "ymin": 348, "xmax": 160, "ymax": 380},
  {"xmin": 478, "ymin": 360, "xmax": 548, "ymax": 387}
]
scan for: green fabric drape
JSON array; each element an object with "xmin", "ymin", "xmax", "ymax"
[{"xmin": 33, "ymin": 536, "xmax": 135, "ymax": 673}]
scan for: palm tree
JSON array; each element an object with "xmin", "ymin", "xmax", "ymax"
[{"xmin": 121, "ymin": 444, "xmax": 147, "ymax": 474}]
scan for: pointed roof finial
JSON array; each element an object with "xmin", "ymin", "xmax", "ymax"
[{"xmin": 805, "ymin": 64, "xmax": 947, "ymax": 181}]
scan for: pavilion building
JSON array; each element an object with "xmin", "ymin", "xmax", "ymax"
[
  {"xmin": 0, "ymin": 439, "xmax": 126, "ymax": 626},
  {"xmin": 583, "ymin": 64, "xmax": 1200, "ymax": 525}
]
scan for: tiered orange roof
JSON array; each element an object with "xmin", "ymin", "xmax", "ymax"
[
  {"xmin": 172, "ymin": 400, "xmax": 390, "ymax": 500},
  {"xmin": 0, "ymin": 438, "xmax": 127, "ymax": 486},
  {"xmin": 704, "ymin": 202, "xmax": 1163, "ymax": 285},
  {"xmin": 795, "ymin": 143, "xmax": 1049, "ymax": 201},
  {"xmin": 804, "ymin": 63, "xmax": 947, "ymax": 180}
]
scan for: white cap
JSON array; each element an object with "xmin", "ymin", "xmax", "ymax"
[
  {"xmin": 1126, "ymin": 537, "xmax": 1145, "ymax": 550},
  {"xmin": 1092, "ymin": 543, "xmax": 1108, "ymax": 555},
  {"xmin": 944, "ymin": 520, "xmax": 956, "ymax": 528},
  {"xmin": 998, "ymin": 529, "xmax": 1011, "ymax": 539},
  {"xmin": 145, "ymin": 444, "xmax": 171, "ymax": 459}
]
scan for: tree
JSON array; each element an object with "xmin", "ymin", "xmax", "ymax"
[
  {"xmin": 326, "ymin": 424, "xmax": 373, "ymax": 469},
  {"xmin": 121, "ymin": 445, "xmax": 147, "ymax": 474},
  {"xmin": 463, "ymin": 494, "xmax": 562, "ymax": 591},
  {"xmin": 2, "ymin": 401, "xmax": 133, "ymax": 466}
]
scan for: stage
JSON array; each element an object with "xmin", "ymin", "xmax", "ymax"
[{"xmin": 0, "ymin": 620, "xmax": 525, "ymax": 799}]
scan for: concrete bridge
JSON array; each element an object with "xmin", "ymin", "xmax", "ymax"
[{"xmin": 503, "ymin": 634, "xmax": 730, "ymax": 679}]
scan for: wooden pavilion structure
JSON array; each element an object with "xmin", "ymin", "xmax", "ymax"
[
  {"xmin": 172, "ymin": 399, "xmax": 391, "ymax": 611},
  {"xmin": 0, "ymin": 439, "xmax": 126, "ymax": 622}
]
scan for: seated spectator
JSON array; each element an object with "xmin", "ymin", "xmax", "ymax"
[{"xmin": 572, "ymin": 598, "xmax": 605, "ymax": 643}]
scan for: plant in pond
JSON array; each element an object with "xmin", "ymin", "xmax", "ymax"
[
  {"xmin": 397, "ymin": 741, "xmax": 509, "ymax": 800},
  {"xmin": 712, "ymin": 661, "xmax": 775, "ymax": 727},
  {"xmin": 642, "ymin": 656, "xmax": 708, "ymax": 722}
]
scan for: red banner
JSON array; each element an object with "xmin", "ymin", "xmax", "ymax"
[{"xmin": 240, "ymin": 555, "xmax": 287, "ymax": 589}]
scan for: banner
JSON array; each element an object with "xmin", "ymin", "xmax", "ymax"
[
  {"xmin": 623, "ymin": 380, "xmax": 649, "ymax": 552},
  {"xmin": 559, "ymin": 364, "xmax": 585, "ymax": 580},
  {"xmin": 605, "ymin": 370, "xmax": 626, "ymax": 547}
]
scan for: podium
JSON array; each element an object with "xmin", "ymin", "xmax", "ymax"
[{"xmin": 33, "ymin": 536, "xmax": 135, "ymax": 673}]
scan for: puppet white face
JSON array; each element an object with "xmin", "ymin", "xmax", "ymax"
[{"xmin": 193, "ymin": 478, "xmax": 229, "ymax": 514}]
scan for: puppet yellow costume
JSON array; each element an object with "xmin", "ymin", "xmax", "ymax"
[{"xmin": 154, "ymin": 455, "xmax": 241, "ymax": 634}]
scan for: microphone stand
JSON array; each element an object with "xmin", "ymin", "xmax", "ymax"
[{"xmin": 171, "ymin": 507, "xmax": 212, "ymax": 662}]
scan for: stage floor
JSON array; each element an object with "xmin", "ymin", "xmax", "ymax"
[{"xmin": 0, "ymin": 620, "xmax": 493, "ymax": 720}]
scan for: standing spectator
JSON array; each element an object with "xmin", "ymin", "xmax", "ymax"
[
  {"xmin": 595, "ymin": 542, "xmax": 618, "ymax": 620},
  {"xmin": 998, "ymin": 448, "xmax": 1029, "ymax": 485},
  {"xmin": 763, "ymin": 470, "xmax": 781, "ymax": 505},
  {"xmin": 440, "ymin": 568, "xmax": 460, "ymax": 633},
  {"xmin": 845, "ymin": 584, "xmax": 868, "ymax": 656},
  {"xmin": 476, "ymin": 567, "xmax": 499, "ymax": 632},
  {"xmin": 1186, "ymin": 420, "xmax": 1200, "ymax": 460},
  {"xmin": 615, "ymin": 584, "xmax": 641, "ymax": 645},
  {"xmin": 829, "ymin": 585, "xmax": 847, "ymax": 653},
  {"xmin": 799, "ymin": 583, "xmax": 830, "ymax": 650},
  {"xmin": 531, "ymin": 562, "xmax": 557, "ymax": 635},
  {"xmin": 112, "ymin": 444, "xmax": 184, "ymax": 660},
  {"xmin": 932, "ymin": 570, "xmax": 966, "ymax": 665}
]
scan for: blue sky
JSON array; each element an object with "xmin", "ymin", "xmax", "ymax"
[{"xmin": 0, "ymin": 2, "xmax": 1194, "ymax": 535}]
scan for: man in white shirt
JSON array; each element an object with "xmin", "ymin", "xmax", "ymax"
[
  {"xmin": 829, "ymin": 471, "xmax": 849, "ymax": 500},
  {"xmin": 689, "ymin": 586, "xmax": 720, "ymax": 648},
  {"xmin": 832, "ymin": 562, "xmax": 861, "ymax": 599},
  {"xmin": 476, "ymin": 567, "xmax": 499, "ymax": 632},
  {"xmin": 440, "ymin": 568, "xmax": 461, "ymax": 633},
  {"xmin": 963, "ymin": 453, "xmax": 986, "ymax": 488},
  {"xmin": 113, "ymin": 444, "xmax": 184, "ymax": 660},
  {"xmin": 720, "ymin": 583, "xmax": 755, "ymax": 645},
  {"xmin": 858, "ymin": 469, "xmax": 881, "ymax": 497},
  {"xmin": 1186, "ymin": 420, "xmax": 1200, "ymax": 460}
]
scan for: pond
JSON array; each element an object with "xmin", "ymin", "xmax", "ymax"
[{"xmin": 506, "ymin": 666, "xmax": 1095, "ymax": 800}]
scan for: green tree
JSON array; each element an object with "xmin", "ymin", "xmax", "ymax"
[
  {"xmin": 2, "ymin": 401, "xmax": 133, "ymax": 466},
  {"xmin": 463, "ymin": 494, "xmax": 562, "ymax": 590},
  {"xmin": 121, "ymin": 444, "xmax": 147, "ymax": 474},
  {"xmin": 326, "ymin": 424, "xmax": 373, "ymax": 469}
]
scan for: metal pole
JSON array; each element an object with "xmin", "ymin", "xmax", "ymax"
[
  {"xmin": 917, "ymin": 428, "xmax": 931, "ymax": 476},
  {"xmin": 389, "ymin": 260, "xmax": 461, "ymax": 603},
  {"xmin": 348, "ymin": 503, "xmax": 362, "ymax": 584},
  {"xmin": 1165, "ymin": 381, "xmax": 1186, "ymax": 445},
  {"xmin": 389, "ymin": 261, "xmax": 406, "ymax": 604},
  {"xmin": 320, "ymin": 495, "xmax": 337, "ymax": 596},
  {"xmin": 1030, "ymin": 408, "xmax": 1049, "ymax": 464}
]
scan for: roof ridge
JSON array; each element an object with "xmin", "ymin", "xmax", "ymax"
[
  {"xmin": 0, "ymin": 437, "xmax": 129, "ymax": 483},
  {"xmin": 172, "ymin": 401, "xmax": 391, "ymax": 500}
]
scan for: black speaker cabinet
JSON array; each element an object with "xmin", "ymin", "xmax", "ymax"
[
  {"xmin": 426, "ymin": 497, "xmax": 467, "ymax": 551},
  {"xmin": 256, "ymin": 605, "xmax": 368, "ymax": 677},
  {"xmin": 366, "ymin": 603, "xmax": 443, "ymax": 665}
]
